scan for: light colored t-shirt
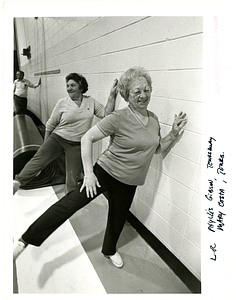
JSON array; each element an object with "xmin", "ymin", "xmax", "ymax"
[
  {"xmin": 46, "ymin": 95, "xmax": 105, "ymax": 142},
  {"xmin": 13, "ymin": 79, "xmax": 38, "ymax": 97},
  {"xmin": 97, "ymin": 106, "xmax": 161, "ymax": 186}
]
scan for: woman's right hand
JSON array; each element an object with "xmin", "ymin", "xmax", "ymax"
[
  {"xmin": 80, "ymin": 172, "xmax": 101, "ymax": 198},
  {"xmin": 44, "ymin": 130, "xmax": 52, "ymax": 142}
]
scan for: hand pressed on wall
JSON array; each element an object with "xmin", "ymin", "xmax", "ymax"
[{"xmin": 171, "ymin": 111, "xmax": 187, "ymax": 136}]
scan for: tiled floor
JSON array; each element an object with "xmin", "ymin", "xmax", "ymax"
[
  {"xmin": 13, "ymin": 184, "xmax": 191, "ymax": 294},
  {"xmin": 66, "ymin": 187, "xmax": 191, "ymax": 294},
  {"xmin": 13, "ymin": 186, "xmax": 106, "ymax": 294}
]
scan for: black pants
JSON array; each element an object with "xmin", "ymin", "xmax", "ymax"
[
  {"xmin": 22, "ymin": 164, "xmax": 137, "ymax": 256},
  {"xmin": 14, "ymin": 95, "xmax": 27, "ymax": 114}
]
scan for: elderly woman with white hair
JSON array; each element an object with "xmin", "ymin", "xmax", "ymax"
[{"xmin": 13, "ymin": 67, "xmax": 187, "ymax": 268}]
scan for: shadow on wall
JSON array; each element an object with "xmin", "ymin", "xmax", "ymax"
[
  {"xmin": 138, "ymin": 131, "xmax": 185, "ymax": 223},
  {"xmin": 162, "ymin": 131, "xmax": 184, "ymax": 159}
]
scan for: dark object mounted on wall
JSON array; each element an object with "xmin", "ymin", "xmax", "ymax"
[{"xmin": 22, "ymin": 46, "xmax": 31, "ymax": 59}]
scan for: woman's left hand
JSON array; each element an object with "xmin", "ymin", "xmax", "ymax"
[
  {"xmin": 171, "ymin": 111, "xmax": 188, "ymax": 135},
  {"xmin": 109, "ymin": 79, "xmax": 118, "ymax": 99}
]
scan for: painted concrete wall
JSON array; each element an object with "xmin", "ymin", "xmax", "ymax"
[{"xmin": 14, "ymin": 16, "xmax": 202, "ymax": 280}]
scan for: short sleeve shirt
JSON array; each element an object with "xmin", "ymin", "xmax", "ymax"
[
  {"xmin": 97, "ymin": 106, "xmax": 161, "ymax": 186},
  {"xmin": 13, "ymin": 79, "xmax": 37, "ymax": 97}
]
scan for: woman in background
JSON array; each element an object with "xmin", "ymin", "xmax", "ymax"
[
  {"xmin": 13, "ymin": 73, "xmax": 118, "ymax": 194},
  {"xmin": 13, "ymin": 67, "xmax": 187, "ymax": 269}
]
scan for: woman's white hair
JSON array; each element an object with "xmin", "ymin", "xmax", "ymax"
[{"xmin": 118, "ymin": 67, "xmax": 152, "ymax": 101}]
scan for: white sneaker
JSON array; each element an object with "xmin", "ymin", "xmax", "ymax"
[
  {"xmin": 13, "ymin": 240, "xmax": 26, "ymax": 260},
  {"xmin": 108, "ymin": 252, "xmax": 124, "ymax": 268},
  {"xmin": 13, "ymin": 180, "xmax": 21, "ymax": 195}
]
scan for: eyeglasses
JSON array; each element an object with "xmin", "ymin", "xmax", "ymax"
[{"xmin": 129, "ymin": 87, "xmax": 152, "ymax": 99}]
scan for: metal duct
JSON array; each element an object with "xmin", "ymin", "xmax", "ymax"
[{"xmin": 13, "ymin": 114, "xmax": 57, "ymax": 188}]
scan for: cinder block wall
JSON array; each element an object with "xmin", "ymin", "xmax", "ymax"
[{"xmin": 15, "ymin": 16, "xmax": 202, "ymax": 280}]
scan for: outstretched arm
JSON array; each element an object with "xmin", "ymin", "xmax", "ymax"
[
  {"xmin": 80, "ymin": 125, "xmax": 106, "ymax": 197},
  {"xmin": 36, "ymin": 77, "xmax": 41, "ymax": 88},
  {"xmin": 28, "ymin": 78, "xmax": 41, "ymax": 89},
  {"xmin": 157, "ymin": 112, "xmax": 187, "ymax": 153},
  {"xmin": 104, "ymin": 79, "xmax": 118, "ymax": 115}
]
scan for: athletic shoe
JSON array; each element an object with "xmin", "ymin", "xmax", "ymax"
[
  {"xmin": 13, "ymin": 180, "xmax": 21, "ymax": 195},
  {"xmin": 13, "ymin": 240, "xmax": 26, "ymax": 260},
  {"xmin": 108, "ymin": 252, "xmax": 124, "ymax": 268}
]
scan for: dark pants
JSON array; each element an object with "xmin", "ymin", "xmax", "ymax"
[
  {"xmin": 14, "ymin": 95, "xmax": 27, "ymax": 114},
  {"xmin": 15, "ymin": 133, "xmax": 83, "ymax": 193},
  {"xmin": 22, "ymin": 163, "xmax": 137, "ymax": 256}
]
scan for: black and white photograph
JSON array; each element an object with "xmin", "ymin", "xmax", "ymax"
[{"xmin": 1, "ymin": 1, "xmax": 235, "ymax": 299}]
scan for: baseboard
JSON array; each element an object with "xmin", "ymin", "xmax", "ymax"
[{"xmin": 126, "ymin": 211, "xmax": 201, "ymax": 294}]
